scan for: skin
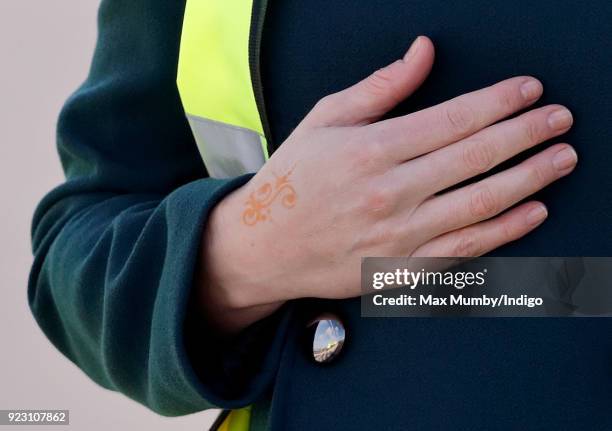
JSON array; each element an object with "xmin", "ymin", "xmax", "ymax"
[{"xmin": 195, "ymin": 36, "xmax": 577, "ymax": 333}]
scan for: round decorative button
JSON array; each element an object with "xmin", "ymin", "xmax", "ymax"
[{"xmin": 308, "ymin": 314, "xmax": 346, "ymax": 363}]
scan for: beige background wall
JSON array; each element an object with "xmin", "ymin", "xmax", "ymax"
[{"xmin": 0, "ymin": 2, "xmax": 217, "ymax": 429}]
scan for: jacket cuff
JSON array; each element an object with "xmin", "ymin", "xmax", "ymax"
[{"xmin": 150, "ymin": 173, "xmax": 293, "ymax": 413}]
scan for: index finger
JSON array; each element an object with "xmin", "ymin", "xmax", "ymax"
[{"xmin": 370, "ymin": 76, "xmax": 544, "ymax": 161}]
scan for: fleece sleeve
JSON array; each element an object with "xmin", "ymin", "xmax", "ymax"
[{"xmin": 28, "ymin": 0, "xmax": 292, "ymax": 416}]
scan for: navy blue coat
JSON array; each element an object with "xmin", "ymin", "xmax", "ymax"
[{"xmin": 29, "ymin": 0, "xmax": 612, "ymax": 429}]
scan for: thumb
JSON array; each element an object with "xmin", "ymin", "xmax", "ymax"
[{"xmin": 304, "ymin": 36, "xmax": 435, "ymax": 128}]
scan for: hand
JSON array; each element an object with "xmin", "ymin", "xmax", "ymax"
[{"xmin": 197, "ymin": 36, "xmax": 576, "ymax": 332}]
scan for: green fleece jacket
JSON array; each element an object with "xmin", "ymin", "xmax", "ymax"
[{"xmin": 28, "ymin": 0, "xmax": 290, "ymax": 419}]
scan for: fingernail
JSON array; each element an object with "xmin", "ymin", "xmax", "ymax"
[
  {"xmin": 547, "ymin": 108, "xmax": 573, "ymax": 131},
  {"xmin": 526, "ymin": 204, "xmax": 548, "ymax": 226},
  {"xmin": 520, "ymin": 79, "xmax": 543, "ymax": 101},
  {"xmin": 403, "ymin": 36, "xmax": 422, "ymax": 62},
  {"xmin": 552, "ymin": 147, "xmax": 578, "ymax": 172}
]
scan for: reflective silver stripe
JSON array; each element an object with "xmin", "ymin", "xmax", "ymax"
[{"xmin": 187, "ymin": 114, "xmax": 266, "ymax": 178}]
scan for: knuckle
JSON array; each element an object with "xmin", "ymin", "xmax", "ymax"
[
  {"xmin": 370, "ymin": 223, "xmax": 398, "ymax": 246},
  {"xmin": 366, "ymin": 63, "xmax": 398, "ymax": 95},
  {"xmin": 498, "ymin": 86, "xmax": 519, "ymax": 112},
  {"xmin": 528, "ymin": 162, "xmax": 550, "ymax": 188},
  {"xmin": 348, "ymin": 143, "xmax": 378, "ymax": 170},
  {"xmin": 452, "ymin": 231, "xmax": 483, "ymax": 257},
  {"xmin": 354, "ymin": 221, "xmax": 400, "ymax": 252},
  {"xmin": 362, "ymin": 185, "xmax": 394, "ymax": 214},
  {"xmin": 501, "ymin": 220, "xmax": 518, "ymax": 241},
  {"xmin": 347, "ymin": 133, "xmax": 387, "ymax": 170},
  {"xmin": 522, "ymin": 118, "xmax": 541, "ymax": 143},
  {"xmin": 444, "ymin": 100, "xmax": 477, "ymax": 136},
  {"xmin": 462, "ymin": 138, "xmax": 495, "ymax": 174},
  {"xmin": 469, "ymin": 185, "xmax": 499, "ymax": 218}
]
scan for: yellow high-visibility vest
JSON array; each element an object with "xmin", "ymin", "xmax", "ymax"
[
  {"xmin": 177, "ymin": 0, "xmax": 270, "ymax": 179},
  {"xmin": 218, "ymin": 406, "xmax": 252, "ymax": 431},
  {"xmin": 176, "ymin": 1, "xmax": 268, "ymax": 429}
]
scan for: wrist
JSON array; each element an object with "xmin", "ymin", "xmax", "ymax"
[{"xmin": 195, "ymin": 187, "xmax": 284, "ymax": 333}]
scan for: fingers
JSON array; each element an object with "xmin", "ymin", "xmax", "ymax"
[
  {"xmin": 412, "ymin": 143, "xmax": 577, "ymax": 240},
  {"xmin": 398, "ymin": 104, "xmax": 573, "ymax": 197},
  {"xmin": 413, "ymin": 201, "xmax": 548, "ymax": 257},
  {"xmin": 303, "ymin": 36, "xmax": 435, "ymax": 128},
  {"xmin": 372, "ymin": 76, "xmax": 544, "ymax": 161}
]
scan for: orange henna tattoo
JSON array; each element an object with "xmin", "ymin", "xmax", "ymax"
[{"xmin": 242, "ymin": 166, "xmax": 297, "ymax": 226}]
